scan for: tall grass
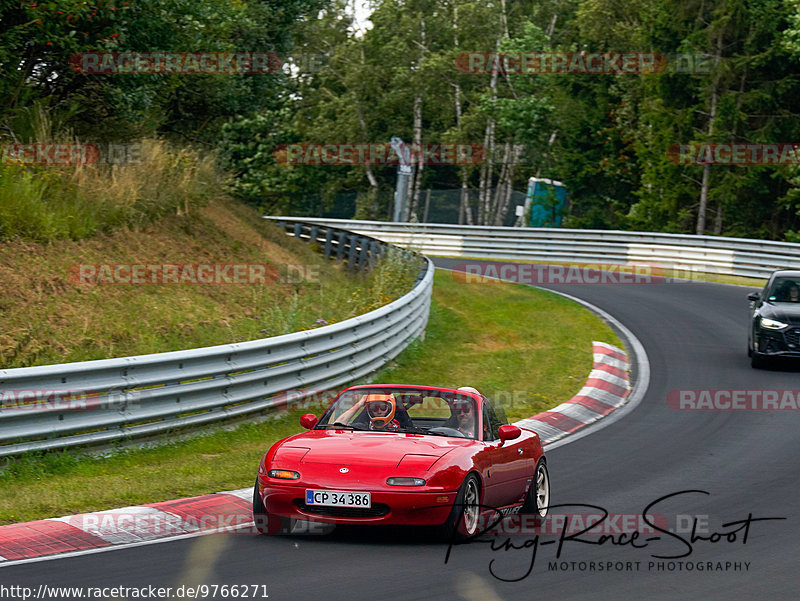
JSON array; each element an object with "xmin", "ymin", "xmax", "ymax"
[
  {"xmin": 0, "ymin": 138, "xmax": 224, "ymax": 242},
  {"xmin": 261, "ymin": 248, "xmax": 421, "ymax": 336}
]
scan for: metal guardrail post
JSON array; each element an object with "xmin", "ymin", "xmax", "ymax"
[
  {"xmin": 347, "ymin": 235, "xmax": 358, "ymax": 270},
  {"xmin": 336, "ymin": 232, "xmax": 346, "ymax": 260},
  {"xmin": 358, "ymin": 237, "xmax": 369, "ymax": 269}
]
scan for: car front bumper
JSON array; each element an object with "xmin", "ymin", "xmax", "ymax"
[
  {"xmin": 258, "ymin": 479, "xmax": 457, "ymax": 526},
  {"xmin": 754, "ymin": 325, "xmax": 800, "ymax": 356}
]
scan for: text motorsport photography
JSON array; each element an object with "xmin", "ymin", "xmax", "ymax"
[{"xmin": 444, "ymin": 490, "xmax": 785, "ymax": 582}]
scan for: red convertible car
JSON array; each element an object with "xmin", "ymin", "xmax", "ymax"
[{"xmin": 253, "ymin": 384, "xmax": 550, "ymax": 539}]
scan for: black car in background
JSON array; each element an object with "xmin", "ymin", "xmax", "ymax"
[{"xmin": 748, "ymin": 269, "xmax": 800, "ymax": 368}]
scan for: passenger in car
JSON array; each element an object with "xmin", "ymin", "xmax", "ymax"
[
  {"xmin": 441, "ymin": 386, "xmax": 482, "ymax": 438},
  {"xmin": 452, "ymin": 400, "xmax": 476, "ymax": 438}
]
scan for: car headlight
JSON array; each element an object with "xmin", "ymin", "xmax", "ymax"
[
  {"xmin": 760, "ymin": 317, "xmax": 789, "ymax": 330},
  {"xmin": 268, "ymin": 469, "xmax": 300, "ymax": 480},
  {"xmin": 386, "ymin": 477, "xmax": 426, "ymax": 486}
]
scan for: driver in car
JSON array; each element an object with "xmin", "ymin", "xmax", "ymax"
[{"xmin": 335, "ymin": 393, "xmax": 411, "ymax": 430}]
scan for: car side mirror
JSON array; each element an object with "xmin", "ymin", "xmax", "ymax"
[
  {"xmin": 498, "ymin": 424, "xmax": 521, "ymax": 442},
  {"xmin": 300, "ymin": 414, "xmax": 318, "ymax": 429},
  {"xmin": 747, "ymin": 291, "xmax": 760, "ymax": 302}
]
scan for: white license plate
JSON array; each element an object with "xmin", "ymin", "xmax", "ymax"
[{"xmin": 305, "ymin": 489, "xmax": 371, "ymax": 508}]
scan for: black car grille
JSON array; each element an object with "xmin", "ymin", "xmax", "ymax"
[
  {"xmin": 293, "ymin": 499, "xmax": 390, "ymax": 518},
  {"xmin": 784, "ymin": 328, "xmax": 800, "ymax": 347}
]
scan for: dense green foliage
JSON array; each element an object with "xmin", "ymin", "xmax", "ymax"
[
  {"xmin": 2, "ymin": 0, "xmax": 800, "ymax": 239},
  {"xmin": 249, "ymin": 0, "xmax": 800, "ymax": 238},
  {"xmin": 1, "ymin": 0, "xmax": 324, "ymax": 142}
]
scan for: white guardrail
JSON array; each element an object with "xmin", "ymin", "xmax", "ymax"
[
  {"xmin": 0, "ymin": 223, "xmax": 433, "ymax": 457},
  {"xmin": 266, "ymin": 217, "xmax": 800, "ymax": 279}
]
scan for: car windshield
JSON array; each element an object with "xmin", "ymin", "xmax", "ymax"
[
  {"xmin": 767, "ymin": 277, "xmax": 800, "ymax": 302},
  {"xmin": 316, "ymin": 387, "xmax": 479, "ymax": 439}
]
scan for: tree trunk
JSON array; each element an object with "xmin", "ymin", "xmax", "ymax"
[
  {"xmin": 498, "ymin": 144, "xmax": 522, "ymax": 225},
  {"xmin": 408, "ymin": 18, "xmax": 426, "ymax": 220},
  {"xmin": 451, "ymin": 2, "xmax": 473, "ymax": 225},
  {"xmin": 356, "ymin": 106, "xmax": 379, "ymax": 190},
  {"xmin": 479, "ymin": 35, "xmax": 501, "ymax": 225},
  {"xmin": 713, "ymin": 205, "xmax": 722, "ymax": 234},
  {"xmin": 492, "ymin": 142, "xmax": 512, "ymax": 225},
  {"xmin": 714, "ymin": 68, "xmax": 748, "ymax": 236},
  {"xmin": 356, "ymin": 45, "xmax": 379, "ymax": 206},
  {"xmin": 697, "ymin": 163, "xmax": 711, "ymax": 235},
  {"xmin": 481, "ymin": 4, "xmax": 512, "ymax": 225},
  {"xmin": 460, "ymin": 180, "xmax": 473, "ymax": 225},
  {"xmin": 696, "ymin": 30, "xmax": 723, "ymax": 235}
]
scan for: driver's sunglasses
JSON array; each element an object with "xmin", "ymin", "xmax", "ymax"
[
  {"xmin": 369, "ymin": 401, "xmax": 390, "ymax": 412},
  {"xmin": 454, "ymin": 406, "xmax": 472, "ymax": 414}
]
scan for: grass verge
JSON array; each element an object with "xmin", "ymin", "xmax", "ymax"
[{"xmin": 0, "ymin": 270, "xmax": 622, "ymax": 524}]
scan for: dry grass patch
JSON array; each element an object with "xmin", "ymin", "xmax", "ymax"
[{"xmin": 0, "ymin": 198, "xmax": 418, "ymax": 367}]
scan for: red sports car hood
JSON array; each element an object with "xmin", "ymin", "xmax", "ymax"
[{"xmin": 276, "ymin": 431, "xmax": 471, "ymax": 468}]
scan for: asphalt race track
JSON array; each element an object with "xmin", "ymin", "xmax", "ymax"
[{"xmin": 4, "ymin": 258, "xmax": 799, "ymax": 600}]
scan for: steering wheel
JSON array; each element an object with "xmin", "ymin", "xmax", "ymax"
[{"xmin": 427, "ymin": 426, "xmax": 466, "ymax": 437}]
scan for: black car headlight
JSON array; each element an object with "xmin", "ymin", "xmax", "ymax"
[{"xmin": 760, "ymin": 317, "xmax": 789, "ymax": 330}]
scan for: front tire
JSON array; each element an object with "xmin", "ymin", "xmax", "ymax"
[
  {"xmin": 522, "ymin": 459, "xmax": 550, "ymax": 521},
  {"xmin": 252, "ymin": 479, "xmax": 291, "ymax": 535},
  {"xmin": 750, "ymin": 352, "xmax": 768, "ymax": 369},
  {"xmin": 440, "ymin": 474, "xmax": 481, "ymax": 541}
]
